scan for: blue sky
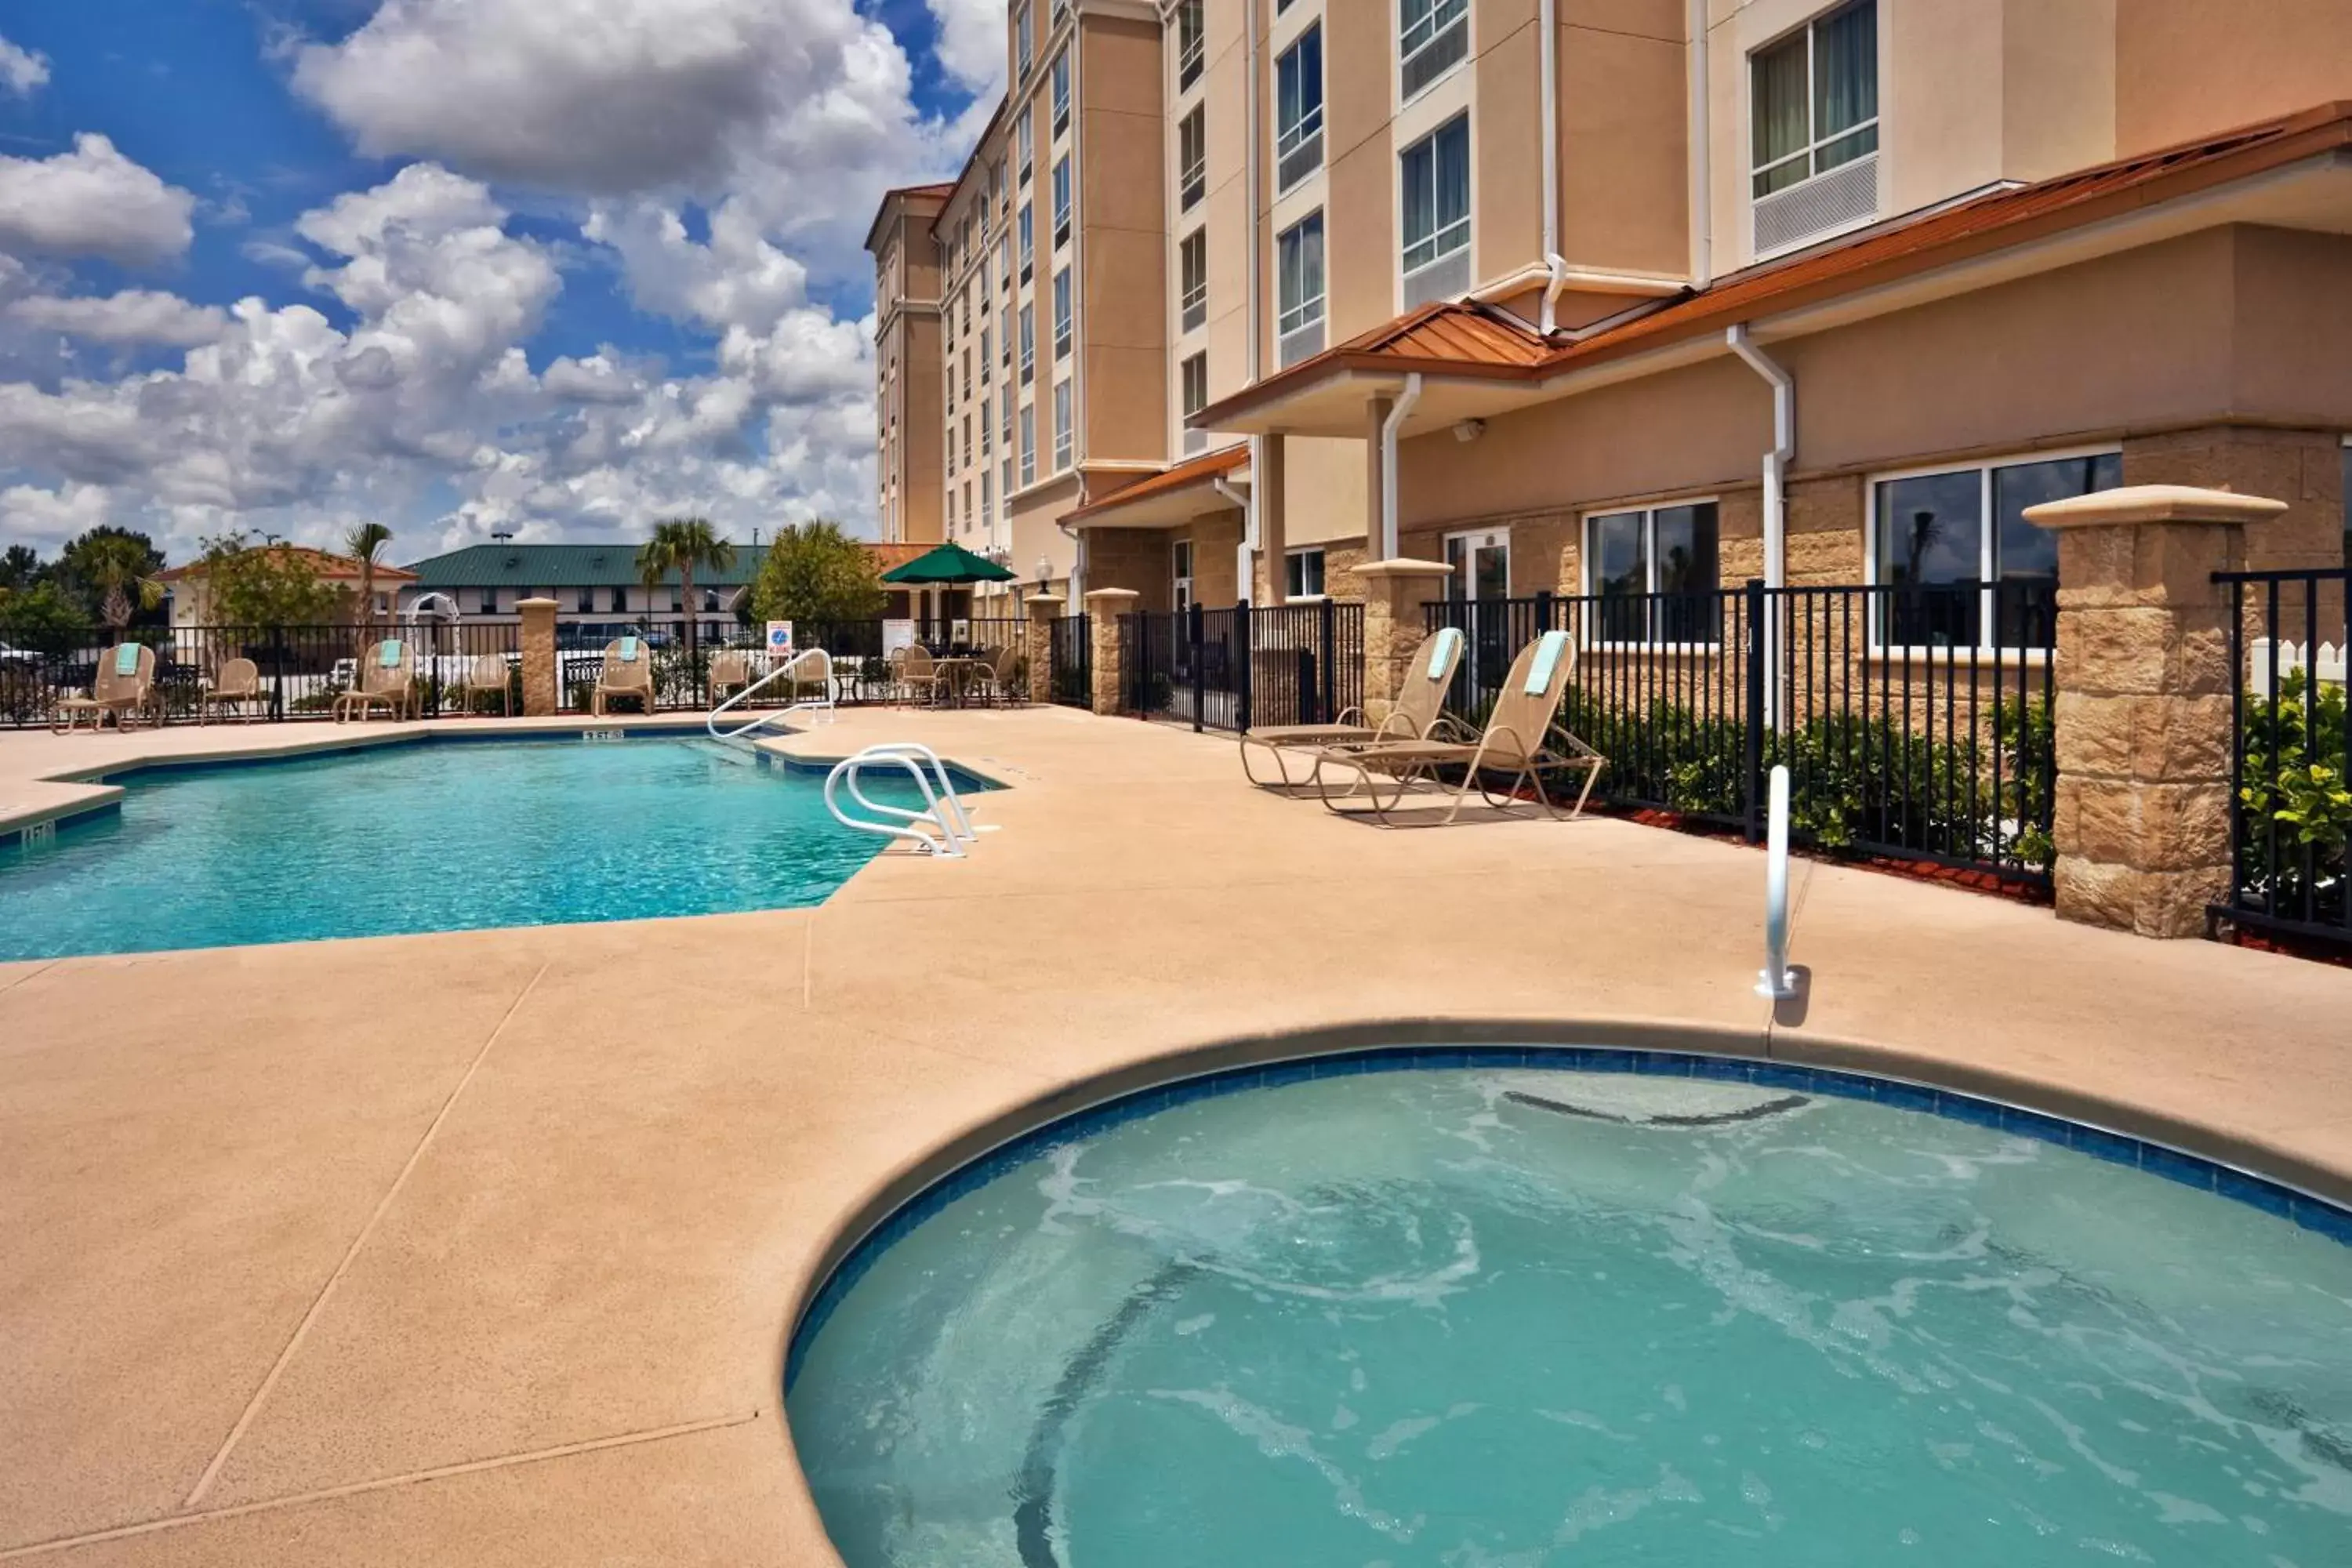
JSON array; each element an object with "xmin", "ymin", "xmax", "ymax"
[{"xmin": 0, "ymin": 0, "xmax": 1000, "ymax": 564}]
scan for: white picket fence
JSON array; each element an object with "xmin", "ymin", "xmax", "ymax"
[{"xmin": 2249, "ymin": 638, "xmax": 2348, "ymax": 693}]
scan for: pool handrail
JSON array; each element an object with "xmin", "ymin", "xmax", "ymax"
[
  {"xmin": 823, "ymin": 743, "xmax": 977, "ymax": 857},
  {"xmin": 708, "ymin": 647, "xmax": 834, "ymax": 739}
]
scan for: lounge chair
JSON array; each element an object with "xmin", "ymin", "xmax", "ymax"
[
  {"xmin": 1239, "ymin": 626, "xmax": 1467, "ymax": 789},
  {"xmin": 708, "ymin": 650, "xmax": 754, "ymax": 704},
  {"xmin": 1308, "ymin": 629, "xmax": 1604, "ymax": 826},
  {"xmin": 450, "ymin": 652, "xmax": 511, "ymax": 717},
  {"xmin": 53, "ymin": 642, "xmax": 157, "ymax": 733},
  {"xmin": 592, "ymin": 637, "xmax": 655, "ymax": 716},
  {"xmin": 198, "ymin": 656, "xmax": 263, "ymax": 724},
  {"xmin": 336, "ymin": 639, "xmax": 416, "ymax": 723}
]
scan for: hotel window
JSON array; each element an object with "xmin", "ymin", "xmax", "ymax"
[
  {"xmin": 1872, "ymin": 450, "xmax": 2118, "ymax": 651},
  {"xmin": 575, "ymin": 587, "xmax": 593, "ymax": 612},
  {"xmin": 1001, "ymin": 383, "xmax": 1014, "ymax": 446},
  {"xmin": 998, "ymin": 234, "xmax": 1013, "ymax": 299},
  {"xmin": 703, "ymin": 589, "xmax": 720, "ymax": 613},
  {"xmin": 1286, "ymin": 546, "xmax": 1326, "ymax": 600},
  {"xmin": 1019, "ymin": 303, "xmax": 1036, "ymax": 380},
  {"xmin": 608, "ymin": 587, "xmax": 626, "ymax": 613},
  {"xmin": 1052, "ymin": 155, "xmax": 1072, "ymax": 249},
  {"xmin": 478, "ymin": 587, "xmax": 499, "ymax": 615},
  {"xmin": 962, "ymin": 347, "xmax": 971, "ymax": 401},
  {"xmin": 1750, "ymin": 1, "xmax": 1878, "ymax": 253},
  {"xmin": 1002, "ymin": 455, "xmax": 1014, "ymax": 506},
  {"xmin": 1018, "ymin": 203, "xmax": 1033, "ymax": 282},
  {"xmin": 1178, "ymin": 107, "xmax": 1207, "ymax": 211},
  {"xmin": 1276, "ymin": 211, "xmax": 1326, "ymax": 366},
  {"xmin": 981, "ymin": 400, "xmax": 993, "ymax": 456},
  {"xmin": 1399, "ymin": 0, "xmax": 1469, "ymax": 102},
  {"xmin": 670, "ymin": 585, "xmax": 684, "ymax": 613},
  {"xmin": 1275, "ymin": 24, "xmax": 1324, "ymax": 193},
  {"xmin": 963, "ymin": 481, "xmax": 972, "ymax": 532},
  {"xmin": 979, "ymin": 255, "xmax": 991, "ymax": 313},
  {"xmin": 1584, "ymin": 502, "xmax": 1721, "ymax": 644},
  {"xmin": 1180, "ymin": 352, "xmax": 1208, "ymax": 455},
  {"xmin": 1015, "ymin": 0, "xmax": 1033, "ymax": 82},
  {"xmin": 1016, "ymin": 111, "xmax": 1033, "ymax": 187},
  {"xmin": 1176, "ymin": 0, "xmax": 1204, "ymax": 91},
  {"xmin": 982, "ymin": 471, "xmax": 993, "ymax": 528},
  {"xmin": 1053, "ymin": 379, "xmax": 1073, "ymax": 470},
  {"xmin": 1052, "ymin": 267, "xmax": 1073, "ymax": 361},
  {"xmin": 1399, "ymin": 114, "xmax": 1471, "ymax": 306},
  {"xmin": 1019, "ymin": 404, "xmax": 1036, "ymax": 485},
  {"xmin": 979, "ymin": 327, "xmax": 991, "ymax": 381},
  {"xmin": 1051, "ymin": 49, "xmax": 1071, "ymax": 138},
  {"xmin": 1179, "ymin": 229, "xmax": 1207, "ymax": 333}
]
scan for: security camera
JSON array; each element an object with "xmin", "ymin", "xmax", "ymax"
[{"xmin": 1452, "ymin": 419, "xmax": 1486, "ymax": 443}]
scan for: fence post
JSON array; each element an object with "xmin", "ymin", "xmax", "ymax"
[
  {"xmin": 1188, "ymin": 599, "xmax": 1206, "ymax": 733},
  {"xmin": 1318, "ymin": 597, "xmax": 1337, "ymax": 724},
  {"xmin": 1024, "ymin": 592, "xmax": 1064, "ymax": 706},
  {"xmin": 1235, "ymin": 598, "xmax": 1254, "ymax": 734},
  {"xmin": 517, "ymin": 597, "xmax": 559, "ymax": 717},
  {"xmin": 268, "ymin": 631, "xmax": 287, "ymax": 722},
  {"xmin": 1081, "ymin": 588, "xmax": 1137, "ymax": 716},
  {"xmin": 2023, "ymin": 484, "xmax": 2285, "ymax": 937},
  {"xmin": 1744, "ymin": 578, "xmax": 1767, "ymax": 843},
  {"xmin": 1534, "ymin": 588, "xmax": 1554, "ymax": 633},
  {"xmin": 1355, "ymin": 558, "xmax": 1455, "ymax": 722}
]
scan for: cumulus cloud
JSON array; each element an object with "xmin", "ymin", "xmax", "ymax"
[
  {"xmin": 5, "ymin": 290, "xmax": 229, "ymax": 347},
  {"xmin": 0, "ymin": 33, "xmax": 49, "ymax": 97},
  {"xmin": 0, "ymin": 481, "xmax": 110, "ymax": 551},
  {"xmin": 0, "ymin": 135, "xmax": 198, "ymax": 267},
  {"xmin": 927, "ymin": 0, "xmax": 1006, "ymax": 92}
]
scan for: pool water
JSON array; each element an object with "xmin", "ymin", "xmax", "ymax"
[
  {"xmin": 787, "ymin": 1063, "xmax": 2352, "ymax": 1568},
  {"xmin": 0, "ymin": 738, "xmax": 942, "ymax": 958}
]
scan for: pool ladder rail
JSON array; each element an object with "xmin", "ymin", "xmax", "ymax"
[
  {"xmin": 706, "ymin": 648, "xmax": 836, "ymax": 741},
  {"xmin": 826, "ymin": 743, "xmax": 985, "ymax": 858}
]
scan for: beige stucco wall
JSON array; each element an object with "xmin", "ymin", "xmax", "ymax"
[
  {"xmin": 1283, "ymin": 434, "xmax": 1370, "ymax": 549},
  {"xmin": 2115, "ymin": 0, "xmax": 2352, "ymax": 155},
  {"xmin": 1558, "ymin": 0, "xmax": 1690, "ymax": 279},
  {"xmin": 1322, "ymin": 1, "xmax": 1396, "ymax": 345},
  {"xmin": 1080, "ymin": 17, "xmax": 1170, "ymax": 466},
  {"xmin": 1009, "ymin": 473, "xmax": 1083, "ymax": 597}
]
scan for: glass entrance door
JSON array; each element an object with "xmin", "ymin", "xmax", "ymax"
[{"xmin": 1445, "ymin": 528, "xmax": 1512, "ymax": 707}]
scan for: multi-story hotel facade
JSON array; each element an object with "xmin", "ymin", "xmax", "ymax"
[{"xmin": 872, "ymin": 1, "xmax": 2352, "ymax": 621}]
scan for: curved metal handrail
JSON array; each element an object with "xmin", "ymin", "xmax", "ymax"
[
  {"xmin": 1756, "ymin": 763, "xmax": 1797, "ymax": 999},
  {"xmin": 823, "ymin": 743, "xmax": 976, "ymax": 857},
  {"xmin": 707, "ymin": 648, "xmax": 834, "ymax": 739}
]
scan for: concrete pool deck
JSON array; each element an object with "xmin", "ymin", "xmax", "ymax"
[{"xmin": 2, "ymin": 706, "xmax": 2350, "ymax": 1563}]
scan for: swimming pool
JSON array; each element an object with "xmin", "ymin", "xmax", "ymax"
[
  {"xmin": 786, "ymin": 1054, "xmax": 2352, "ymax": 1567},
  {"xmin": 0, "ymin": 737, "xmax": 956, "ymax": 959}
]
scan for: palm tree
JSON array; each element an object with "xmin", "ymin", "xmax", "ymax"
[
  {"xmin": 69, "ymin": 534, "xmax": 164, "ymax": 633},
  {"xmin": 345, "ymin": 522, "xmax": 394, "ymax": 634},
  {"xmin": 636, "ymin": 517, "xmax": 735, "ymax": 660}
]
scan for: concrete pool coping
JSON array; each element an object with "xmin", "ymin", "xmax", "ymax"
[{"xmin": 3, "ymin": 705, "xmax": 2351, "ymax": 1563}]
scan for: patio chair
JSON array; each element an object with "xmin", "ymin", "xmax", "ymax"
[
  {"xmin": 198, "ymin": 656, "xmax": 264, "ymax": 725},
  {"xmin": 1308, "ymin": 629, "xmax": 1604, "ymax": 827},
  {"xmin": 895, "ymin": 645, "xmax": 949, "ymax": 707},
  {"xmin": 708, "ymin": 649, "xmax": 754, "ymax": 705},
  {"xmin": 1240, "ymin": 626, "xmax": 1468, "ymax": 789},
  {"xmin": 52, "ymin": 642, "xmax": 157, "ymax": 733},
  {"xmin": 451, "ymin": 652, "xmax": 512, "ymax": 717},
  {"xmin": 966, "ymin": 644, "xmax": 1025, "ymax": 707},
  {"xmin": 592, "ymin": 637, "xmax": 655, "ymax": 717},
  {"xmin": 336, "ymin": 639, "xmax": 416, "ymax": 723}
]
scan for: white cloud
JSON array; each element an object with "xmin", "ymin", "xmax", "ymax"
[
  {"xmin": 927, "ymin": 0, "xmax": 1005, "ymax": 92},
  {"xmin": 5, "ymin": 290, "xmax": 229, "ymax": 348},
  {"xmin": 0, "ymin": 33, "xmax": 49, "ymax": 97},
  {"xmin": 0, "ymin": 135, "xmax": 198, "ymax": 267},
  {"xmin": 0, "ymin": 481, "xmax": 110, "ymax": 551}
]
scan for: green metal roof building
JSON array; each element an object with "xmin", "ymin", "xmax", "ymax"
[{"xmin": 401, "ymin": 543, "xmax": 771, "ymax": 591}]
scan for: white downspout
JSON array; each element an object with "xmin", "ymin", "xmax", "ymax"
[
  {"xmin": 1687, "ymin": 0, "xmax": 1712, "ymax": 290},
  {"xmin": 1727, "ymin": 324, "xmax": 1791, "ymax": 727},
  {"xmin": 1379, "ymin": 374, "xmax": 1424, "ymax": 561},
  {"xmin": 1214, "ymin": 448, "xmax": 1257, "ymax": 604},
  {"xmin": 1538, "ymin": 0, "xmax": 1568, "ymax": 336}
]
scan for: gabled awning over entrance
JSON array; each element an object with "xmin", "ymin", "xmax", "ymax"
[{"xmin": 1061, "ymin": 442, "xmax": 1252, "ymax": 529}]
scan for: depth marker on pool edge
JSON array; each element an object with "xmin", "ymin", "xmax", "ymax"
[{"xmin": 180, "ymin": 961, "xmax": 553, "ymax": 1509}]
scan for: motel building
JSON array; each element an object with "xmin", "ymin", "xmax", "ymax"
[{"xmin": 869, "ymin": 2, "xmax": 2352, "ymax": 649}]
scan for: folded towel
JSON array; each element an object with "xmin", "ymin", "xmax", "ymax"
[
  {"xmin": 377, "ymin": 640, "xmax": 402, "ymax": 669},
  {"xmin": 113, "ymin": 643, "xmax": 141, "ymax": 677},
  {"xmin": 1524, "ymin": 629, "xmax": 1570, "ymax": 695},
  {"xmin": 1426, "ymin": 626, "xmax": 1462, "ymax": 681},
  {"xmin": 619, "ymin": 636, "xmax": 641, "ymax": 663}
]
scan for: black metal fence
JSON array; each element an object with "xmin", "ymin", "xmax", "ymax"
[
  {"xmin": 1048, "ymin": 615, "xmax": 1092, "ymax": 707},
  {"xmin": 2216, "ymin": 567, "xmax": 2350, "ymax": 946},
  {"xmin": 1423, "ymin": 581, "xmax": 2058, "ymax": 884},
  {"xmin": 1120, "ymin": 601, "xmax": 1365, "ymax": 735},
  {"xmin": 0, "ymin": 622, "xmax": 524, "ymax": 727}
]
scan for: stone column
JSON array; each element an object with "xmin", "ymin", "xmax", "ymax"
[
  {"xmin": 2025, "ymin": 484, "xmax": 2285, "ymax": 938},
  {"xmin": 1355, "ymin": 558, "xmax": 1454, "ymax": 720},
  {"xmin": 1024, "ymin": 591, "xmax": 1065, "ymax": 705},
  {"xmin": 1258, "ymin": 435, "xmax": 1288, "ymax": 604},
  {"xmin": 1083, "ymin": 586, "xmax": 1138, "ymax": 716},
  {"xmin": 517, "ymin": 596, "xmax": 558, "ymax": 717}
]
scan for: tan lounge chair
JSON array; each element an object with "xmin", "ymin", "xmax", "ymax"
[
  {"xmin": 451, "ymin": 652, "xmax": 511, "ymax": 717},
  {"xmin": 1309, "ymin": 628, "xmax": 1603, "ymax": 826},
  {"xmin": 708, "ymin": 649, "xmax": 754, "ymax": 704},
  {"xmin": 592, "ymin": 636, "xmax": 655, "ymax": 716},
  {"xmin": 198, "ymin": 656, "xmax": 263, "ymax": 724},
  {"xmin": 1240, "ymin": 626, "xmax": 1467, "ymax": 789},
  {"xmin": 336, "ymin": 639, "xmax": 416, "ymax": 723},
  {"xmin": 53, "ymin": 642, "xmax": 157, "ymax": 733}
]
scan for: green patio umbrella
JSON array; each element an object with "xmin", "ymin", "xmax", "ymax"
[{"xmin": 880, "ymin": 542, "xmax": 1018, "ymax": 586}]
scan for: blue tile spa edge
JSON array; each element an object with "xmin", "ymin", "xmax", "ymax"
[{"xmin": 782, "ymin": 1043, "xmax": 2352, "ymax": 1393}]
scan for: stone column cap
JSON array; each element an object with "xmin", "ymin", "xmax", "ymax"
[
  {"xmin": 2024, "ymin": 485, "xmax": 2288, "ymax": 530},
  {"xmin": 1024, "ymin": 592, "xmax": 1067, "ymax": 610},
  {"xmin": 515, "ymin": 596, "xmax": 559, "ymax": 609},
  {"xmin": 1355, "ymin": 557, "xmax": 1454, "ymax": 582},
  {"xmin": 1081, "ymin": 586, "xmax": 1141, "ymax": 605}
]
